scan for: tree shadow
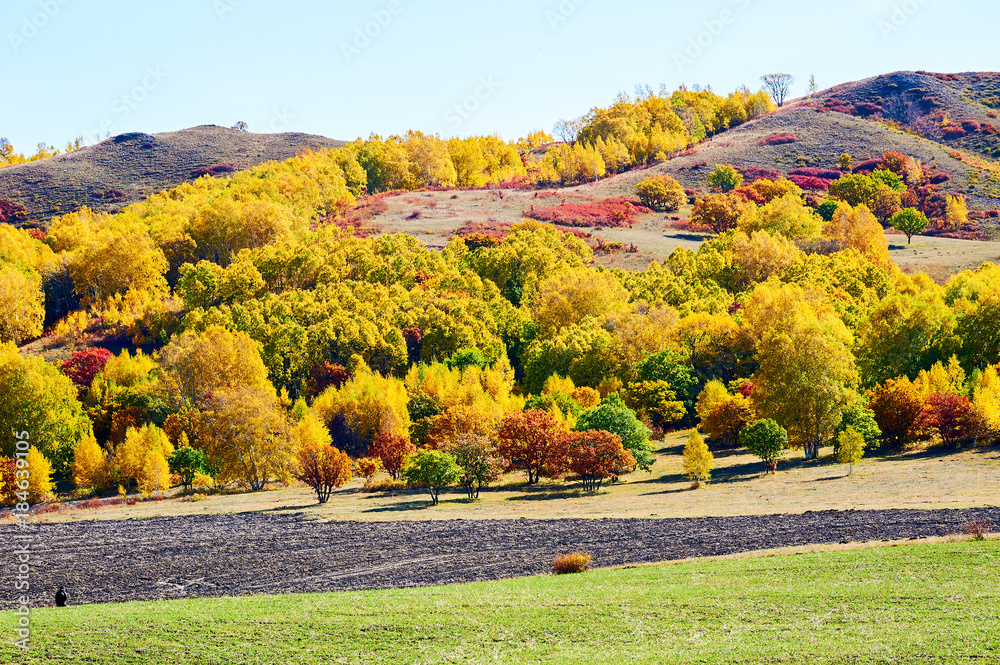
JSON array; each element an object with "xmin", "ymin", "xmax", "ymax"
[
  {"xmin": 506, "ymin": 488, "xmax": 592, "ymax": 501},
  {"xmin": 362, "ymin": 500, "xmax": 434, "ymax": 513}
]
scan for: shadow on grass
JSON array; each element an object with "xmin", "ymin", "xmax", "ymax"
[
  {"xmin": 362, "ymin": 500, "xmax": 434, "ymax": 513},
  {"xmin": 506, "ymin": 488, "xmax": 594, "ymax": 501}
]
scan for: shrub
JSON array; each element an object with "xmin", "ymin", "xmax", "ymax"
[
  {"xmin": 0, "ymin": 199, "xmax": 27, "ymax": 223},
  {"xmin": 961, "ymin": 119, "xmax": 981, "ymax": 132},
  {"xmin": 741, "ymin": 167, "xmax": 781, "ymax": 183},
  {"xmin": 293, "ymin": 441, "xmax": 353, "ymax": 504},
  {"xmin": 788, "ymin": 175, "xmax": 831, "ymax": 191},
  {"xmin": 448, "ymin": 434, "xmax": 506, "ymax": 499},
  {"xmin": 525, "ymin": 197, "xmax": 651, "ymax": 228},
  {"xmin": 741, "ymin": 419, "xmax": 787, "ymax": 474},
  {"xmin": 401, "ymin": 449, "xmax": 462, "ymax": 505},
  {"xmin": 497, "ymin": 410, "xmax": 569, "ymax": 484},
  {"xmin": 758, "ymin": 133, "xmax": 797, "ymax": 146},
  {"xmin": 691, "ymin": 192, "xmax": 749, "ymax": 234},
  {"xmin": 961, "ymin": 520, "xmax": 992, "ymax": 541},
  {"xmin": 942, "ymin": 126, "xmax": 967, "ymax": 139},
  {"xmin": 836, "ymin": 426, "xmax": 866, "ymax": 475},
  {"xmin": 634, "ymin": 175, "xmax": 686, "ymax": 211},
  {"xmin": 356, "ymin": 457, "xmax": 383, "ymax": 486},
  {"xmin": 552, "ymin": 551, "xmax": 592, "ymax": 575}
]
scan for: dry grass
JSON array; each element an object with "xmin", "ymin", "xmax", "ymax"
[{"xmin": 12, "ymin": 432, "xmax": 999, "ymax": 525}]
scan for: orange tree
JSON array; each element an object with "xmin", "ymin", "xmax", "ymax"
[
  {"xmin": 867, "ymin": 377, "xmax": 926, "ymax": 450},
  {"xmin": 370, "ymin": 432, "xmax": 416, "ymax": 480},
  {"xmin": 294, "ymin": 441, "xmax": 352, "ymax": 504},
  {"xmin": 564, "ymin": 430, "xmax": 634, "ymax": 492},
  {"xmin": 497, "ymin": 409, "xmax": 569, "ymax": 484}
]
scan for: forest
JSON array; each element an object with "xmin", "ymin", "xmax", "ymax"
[{"xmin": 1, "ymin": 83, "xmax": 999, "ymax": 506}]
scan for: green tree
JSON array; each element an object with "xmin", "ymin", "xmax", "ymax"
[
  {"xmin": 741, "ymin": 418, "xmax": 787, "ymax": 473},
  {"xmin": 707, "ymin": 164, "xmax": 744, "ymax": 192},
  {"xmin": 447, "ymin": 434, "xmax": 506, "ymax": 499},
  {"xmin": 401, "ymin": 449, "xmax": 462, "ymax": 505},
  {"xmin": 168, "ymin": 444, "xmax": 209, "ymax": 492},
  {"xmin": 890, "ymin": 208, "xmax": 929, "ymax": 244},
  {"xmin": 575, "ymin": 394, "xmax": 654, "ymax": 471}
]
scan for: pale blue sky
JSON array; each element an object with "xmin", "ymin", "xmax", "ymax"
[{"xmin": 1, "ymin": 0, "xmax": 996, "ymax": 150}]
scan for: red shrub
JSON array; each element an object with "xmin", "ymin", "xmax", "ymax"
[
  {"xmin": 27, "ymin": 228, "xmax": 46, "ymax": 241},
  {"xmin": 982, "ymin": 124, "xmax": 998, "ymax": 135},
  {"xmin": 925, "ymin": 393, "xmax": 975, "ymax": 448},
  {"xmin": 759, "ymin": 133, "xmax": 797, "ymax": 146},
  {"xmin": 942, "ymin": 126, "xmax": 967, "ymax": 139},
  {"xmin": 741, "ymin": 167, "xmax": 781, "ymax": 183},
  {"xmin": 525, "ymin": 197, "xmax": 651, "ymax": 228},
  {"xmin": 787, "ymin": 175, "xmax": 831, "ymax": 191},
  {"xmin": 987, "ymin": 210, "xmax": 1000, "ymax": 218},
  {"xmin": 732, "ymin": 186, "xmax": 766, "ymax": 205},
  {"xmin": 0, "ymin": 199, "xmax": 27, "ymax": 223},
  {"xmin": 453, "ymin": 220, "xmax": 512, "ymax": 241},
  {"xmin": 61, "ymin": 348, "xmax": 114, "ymax": 388},
  {"xmin": 853, "ymin": 159, "xmax": 881, "ymax": 174},
  {"xmin": 192, "ymin": 164, "xmax": 236, "ymax": 178},
  {"xmin": 789, "ymin": 167, "xmax": 842, "ymax": 180},
  {"xmin": 402, "ymin": 327, "xmax": 423, "ymax": 363},
  {"xmin": 961, "ymin": 119, "xmax": 981, "ymax": 132},
  {"xmin": 91, "ymin": 189, "xmax": 126, "ymax": 201},
  {"xmin": 929, "ymin": 172, "xmax": 952, "ymax": 184},
  {"xmin": 855, "ymin": 102, "xmax": 883, "ymax": 117}
]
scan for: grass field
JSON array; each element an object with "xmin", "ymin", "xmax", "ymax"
[
  {"xmin": 16, "ymin": 433, "xmax": 1000, "ymax": 525},
  {"xmin": 3, "ymin": 539, "xmax": 997, "ymax": 664}
]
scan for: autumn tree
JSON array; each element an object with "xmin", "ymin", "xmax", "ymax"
[
  {"xmin": 370, "ymin": 432, "xmax": 416, "ymax": 480},
  {"xmin": 564, "ymin": 430, "xmax": 634, "ymax": 492},
  {"xmin": 696, "ymin": 380, "xmax": 753, "ymax": 447},
  {"xmin": 0, "ymin": 264, "xmax": 44, "ymax": 344},
  {"xmin": 945, "ymin": 195, "xmax": 968, "ymax": 230},
  {"xmin": 425, "ymin": 405, "xmax": 500, "ymax": 450},
  {"xmin": 741, "ymin": 419, "xmax": 787, "ymax": 473},
  {"xmin": 198, "ymin": 387, "xmax": 294, "ymax": 491},
  {"xmin": 112, "ymin": 424, "xmax": 173, "ymax": 491},
  {"xmin": 925, "ymin": 393, "xmax": 975, "ymax": 449},
  {"xmin": 312, "ymin": 366, "xmax": 410, "ymax": 457},
  {"xmin": 0, "ymin": 343, "xmax": 91, "ymax": 475},
  {"xmin": 401, "ymin": 449, "xmax": 463, "ymax": 505},
  {"xmin": 61, "ymin": 348, "xmax": 114, "ymax": 390},
  {"xmin": 158, "ymin": 325, "xmax": 272, "ymax": 410},
  {"xmin": 867, "ymin": 377, "xmax": 926, "ymax": 450},
  {"xmin": 294, "ymin": 441, "xmax": 353, "ymax": 504},
  {"xmin": 691, "ymin": 193, "xmax": 749, "ymax": 234},
  {"xmin": 71, "ymin": 433, "xmax": 109, "ymax": 491},
  {"xmin": 682, "ymin": 431, "xmax": 714, "ymax": 485},
  {"xmin": 575, "ymin": 394, "xmax": 654, "ymax": 471},
  {"xmin": 823, "ymin": 203, "xmax": 890, "ymax": 267},
  {"xmin": 26, "ymin": 446, "xmax": 55, "ymax": 503},
  {"xmin": 890, "ymin": 208, "xmax": 929, "ymax": 244},
  {"xmin": 448, "ymin": 434, "xmax": 506, "ymax": 499},
  {"xmin": 836, "ymin": 426, "xmax": 866, "ymax": 475},
  {"xmin": 497, "ymin": 410, "xmax": 569, "ymax": 484},
  {"xmin": 635, "ymin": 175, "xmax": 686, "ymax": 211},
  {"xmin": 139, "ymin": 448, "xmax": 171, "ymax": 496},
  {"xmin": 761, "ymin": 74, "xmax": 795, "ymax": 107}
]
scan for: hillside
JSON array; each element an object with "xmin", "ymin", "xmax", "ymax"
[
  {"xmin": 0, "ymin": 125, "xmax": 344, "ymax": 225},
  {"xmin": 802, "ymin": 70, "xmax": 1000, "ymax": 159}
]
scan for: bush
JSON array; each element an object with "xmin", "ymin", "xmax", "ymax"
[
  {"xmin": 525, "ymin": 197, "xmax": 651, "ymax": 228},
  {"xmin": 564, "ymin": 429, "xmax": 634, "ymax": 492},
  {"xmin": 788, "ymin": 175, "xmax": 832, "ymax": 191},
  {"xmin": 552, "ymin": 551, "xmax": 592, "ymax": 575},
  {"xmin": 371, "ymin": 432, "xmax": 416, "ymax": 480},
  {"xmin": 758, "ymin": 133, "xmax": 797, "ymax": 146},
  {"xmin": 61, "ymin": 348, "xmax": 114, "ymax": 389},
  {"xmin": 634, "ymin": 175, "xmax": 686, "ymax": 212},
  {"xmin": 575, "ymin": 394, "xmax": 653, "ymax": 472},
  {"xmin": 962, "ymin": 520, "xmax": 992, "ymax": 541}
]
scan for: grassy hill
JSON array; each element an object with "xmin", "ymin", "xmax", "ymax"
[{"xmin": 0, "ymin": 125, "xmax": 344, "ymax": 225}]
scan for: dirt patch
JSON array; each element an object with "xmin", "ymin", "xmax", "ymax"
[{"xmin": 3, "ymin": 507, "xmax": 997, "ymax": 609}]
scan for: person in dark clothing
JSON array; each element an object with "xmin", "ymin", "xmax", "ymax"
[{"xmin": 55, "ymin": 586, "xmax": 68, "ymax": 607}]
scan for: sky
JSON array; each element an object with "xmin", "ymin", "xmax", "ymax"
[{"xmin": 1, "ymin": 0, "xmax": 997, "ymax": 151}]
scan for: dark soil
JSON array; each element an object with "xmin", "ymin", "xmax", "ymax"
[{"xmin": 3, "ymin": 507, "xmax": 997, "ymax": 609}]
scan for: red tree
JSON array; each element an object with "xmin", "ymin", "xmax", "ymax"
[
  {"xmin": 497, "ymin": 410, "xmax": 569, "ymax": 484},
  {"xmin": 564, "ymin": 430, "xmax": 635, "ymax": 492},
  {"xmin": 370, "ymin": 432, "xmax": 416, "ymax": 480},
  {"xmin": 925, "ymin": 393, "xmax": 975, "ymax": 449},
  {"xmin": 307, "ymin": 362, "xmax": 351, "ymax": 398},
  {"xmin": 61, "ymin": 348, "xmax": 114, "ymax": 389}
]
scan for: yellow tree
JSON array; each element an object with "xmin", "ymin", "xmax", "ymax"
[
  {"xmin": 312, "ymin": 365, "xmax": 410, "ymax": 457},
  {"xmin": 823, "ymin": 203, "xmax": 890, "ymax": 267},
  {"xmin": 0, "ymin": 265, "xmax": 44, "ymax": 344},
  {"xmin": 26, "ymin": 447, "xmax": 54, "ymax": 503},
  {"xmin": 945, "ymin": 195, "xmax": 969, "ymax": 230},
  {"xmin": 139, "ymin": 448, "xmax": 171, "ymax": 496},
  {"xmin": 158, "ymin": 325, "xmax": 272, "ymax": 410},
  {"xmin": 71, "ymin": 433, "xmax": 109, "ymax": 491},
  {"xmin": 749, "ymin": 287, "xmax": 857, "ymax": 459},
  {"xmin": 199, "ymin": 387, "xmax": 294, "ymax": 492},
  {"xmin": 533, "ymin": 268, "xmax": 628, "ymax": 334},
  {"xmin": 696, "ymin": 380, "xmax": 754, "ymax": 447},
  {"xmin": 682, "ymin": 431, "xmax": 714, "ymax": 485}
]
